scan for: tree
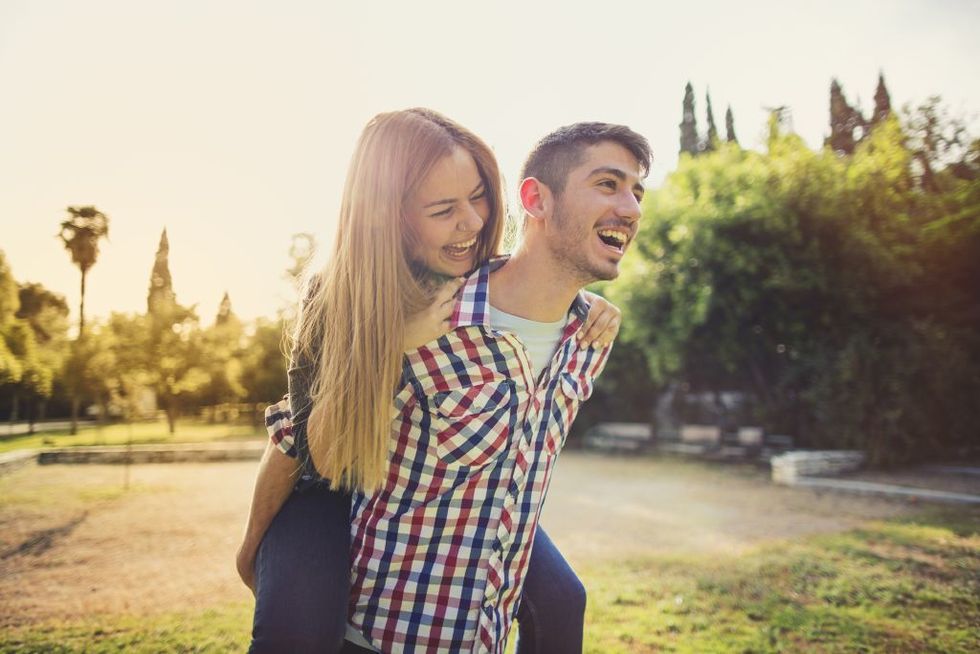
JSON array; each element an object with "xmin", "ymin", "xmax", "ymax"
[
  {"xmin": 609, "ymin": 109, "xmax": 980, "ymax": 465},
  {"xmin": 703, "ymin": 91, "xmax": 719, "ymax": 152},
  {"xmin": 58, "ymin": 205, "xmax": 109, "ymax": 434},
  {"xmin": 239, "ymin": 317, "xmax": 288, "ymax": 424},
  {"xmin": 196, "ymin": 292, "xmax": 246, "ymax": 419},
  {"xmin": 14, "ymin": 282, "xmax": 69, "ymax": 430},
  {"xmin": 725, "ymin": 105, "xmax": 738, "ymax": 144},
  {"xmin": 0, "ymin": 252, "xmax": 23, "ymax": 389},
  {"xmin": 871, "ymin": 72, "xmax": 892, "ymax": 128},
  {"xmin": 58, "ymin": 206, "xmax": 109, "ymax": 338},
  {"xmin": 826, "ymin": 79, "xmax": 866, "ymax": 155},
  {"xmin": 679, "ymin": 82, "xmax": 700, "ymax": 156},
  {"xmin": 144, "ymin": 229, "xmax": 207, "ymax": 433}
]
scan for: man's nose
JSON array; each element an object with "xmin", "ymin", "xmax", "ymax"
[{"xmin": 618, "ymin": 191, "xmax": 642, "ymax": 222}]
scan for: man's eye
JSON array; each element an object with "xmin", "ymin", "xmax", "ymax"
[{"xmin": 599, "ymin": 180, "xmax": 616, "ymax": 190}]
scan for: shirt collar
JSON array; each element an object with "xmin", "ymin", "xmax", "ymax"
[{"xmin": 449, "ymin": 254, "xmax": 592, "ymax": 331}]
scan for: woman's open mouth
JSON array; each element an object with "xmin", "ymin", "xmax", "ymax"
[{"xmin": 443, "ymin": 237, "xmax": 477, "ymax": 259}]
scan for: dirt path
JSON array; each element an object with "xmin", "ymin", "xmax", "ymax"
[{"xmin": 0, "ymin": 452, "xmax": 930, "ymax": 628}]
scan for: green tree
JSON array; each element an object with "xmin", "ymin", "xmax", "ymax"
[
  {"xmin": 703, "ymin": 91, "xmax": 719, "ymax": 152},
  {"xmin": 826, "ymin": 79, "xmax": 865, "ymax": 155},
  {"xmin": 13, "ymin": 282, "xmax": 69, "ymax": 430},
  {"xmin": 610, "ymin": 107, "xmax": 979, "ymax": 465},
  {"xmin": 871, "ymin": 72, "xmax": 892, "ymax": 128},
  {"xmin": 725, "ymin": 105, "xmax": 738, "ymax": 144},
  {"xmin": 679, "ymin": 82, "xmax": 700, "ymax": 156},
  {"xmin": 196, "ymin": 292, "xmax": 246, "ymax": 419},
  {"xmin": 144, "ymin": 229, "xmax": 207, "ymax": 433},
  {"xmin": 58, "ymin": 205, "xmax": 109, "ymax": 433}
]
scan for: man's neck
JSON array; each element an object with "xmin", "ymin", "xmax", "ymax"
[{"xmin": 489, "ymin": 242, "xmax": 585, "ymax": 322}]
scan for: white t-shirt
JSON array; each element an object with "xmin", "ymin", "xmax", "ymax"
[{"xmin": 487, "ymin": 304, "xmax": 568, "ymax": 382}]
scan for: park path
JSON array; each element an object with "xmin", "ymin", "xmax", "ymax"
[{"xmin": 0, "ymin": 452, "xmax": 926, "ymax": 628}]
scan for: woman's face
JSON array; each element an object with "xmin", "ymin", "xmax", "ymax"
[{"xmin": 406, "ymin": 147, "xmax": 489, "ymax": 278}]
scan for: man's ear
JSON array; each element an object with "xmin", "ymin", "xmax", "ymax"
[{"xmin": 519, "ymin": 177, "xmax": 552, "ymax": 223}]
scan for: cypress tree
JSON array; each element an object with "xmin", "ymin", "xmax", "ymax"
[
  {"xmin": 147, "ymin": 229, "xmax": 177, "ymax": 317},
  {"xmin": 215, "ymin": 291, "xmax": 235, "ymax": 327},
  {"xmin": 872, "ymin": 71, "xmax": 892, "ymax": 127},
  {"xmin": 725, "ymin": 105, "xmax": 738, "ymax": 144},
  {"xmin": 679, "ymin": 82, "xmax": 700, "ymax": 156},
  {"xmin": 826, "ymin": 78, "xmax": 865, "ymax": 155},
  {"xmin": 703, "ymin": 91, "xmax": 719, "ymax": 152}
]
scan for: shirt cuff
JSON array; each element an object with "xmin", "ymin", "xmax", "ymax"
[{"xmin": 265, "ymin": 396, "xmax": 297, "ymax": 458}]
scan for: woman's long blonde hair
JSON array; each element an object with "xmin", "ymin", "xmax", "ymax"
[{"xmin": 294, "ymin": 108, "xmax": 505, "ymax": 491}]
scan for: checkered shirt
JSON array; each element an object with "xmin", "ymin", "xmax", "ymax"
[{"xmin": 265, "ymin": 256, "xmax": 611, "ymax": 653}]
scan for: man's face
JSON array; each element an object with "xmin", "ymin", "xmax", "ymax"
[{"xmin": 544, "ymin": 141, "xmax": 644, "ymax": 283}]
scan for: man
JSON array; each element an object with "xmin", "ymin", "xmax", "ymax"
[{"xmin": 341, "ymin": 122, "xmax": 650, "ymax": 653}]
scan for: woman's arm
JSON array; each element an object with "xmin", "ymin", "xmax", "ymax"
[{"xmin": 236, "ymin": 440, "xmax": 299, "ymax": 594}]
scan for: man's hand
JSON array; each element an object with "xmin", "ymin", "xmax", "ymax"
[
  {"xmin": 577, "ymin": 292, "xmax": 621, "ymax": 349},
  {"xmin": 236, "ymin": 541, "xmax": 258, "ymax": 596},
  {"xmin": 404, "ymin": 277, "xmax": 465, "ymax": 351}
]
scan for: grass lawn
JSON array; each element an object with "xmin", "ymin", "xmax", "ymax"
[
  {"xmin": 2, "ymin": 508, "xmax": 976, "ymax": 653},
  {"xmin": 0, "ymin": 420, "xmax": 265, "ymax": 454}
]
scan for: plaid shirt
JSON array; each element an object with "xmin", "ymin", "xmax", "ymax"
[{"xmin": 266, "ymin": 257, "xmax": 610, "ymax": 653}]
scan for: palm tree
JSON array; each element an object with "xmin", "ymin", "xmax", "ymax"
[{"xmin": 58, "ymin": 205, "xmax": 109, "ymax": 433}]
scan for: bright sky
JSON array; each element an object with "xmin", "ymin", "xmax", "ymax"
[{"xmin": 1, "ymin": 0, "xmax": 978, "ymax": 325}]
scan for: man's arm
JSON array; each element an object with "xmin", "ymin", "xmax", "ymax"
[{"xmin": 236, "ymin": 440, "xmax": 299, "ymax": 595}]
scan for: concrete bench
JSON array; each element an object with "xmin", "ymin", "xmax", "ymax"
[
  {"xmin": 771, "ymin": 450, "xmax": 865, "ymax": 484},
  {"xmin": 584, "ymin": 422, "xmax": 652, "ymax": 453},
  {"xmin": 680, "ymin": 425, "xmax": 722, "ymax": 446}
]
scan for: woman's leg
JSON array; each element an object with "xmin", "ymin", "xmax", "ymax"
[
  {"xmin": 514, "ymin": 527, "xmax": 587, "ymax": 654},
  {"xmin": 249, "ymin": 483, "xmax": 352, "ymax": 654}
]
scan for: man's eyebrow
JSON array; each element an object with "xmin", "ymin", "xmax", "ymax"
[
  {"xmin": 422, "ymin": 181, "xmax": 485, "ymax": 209},
  {"xmin": 589, "ymin": 166, "xmax": 628, "ymax": 181}
]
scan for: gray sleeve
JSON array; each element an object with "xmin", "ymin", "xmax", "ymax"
[{"xmin": 284, "ymin": 280, "xmax": 324, "ymax": 483}]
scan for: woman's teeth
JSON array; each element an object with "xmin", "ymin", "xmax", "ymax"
[{"xmin": 444, "ymin": 237, "xmax": 477, "ymax": 255}]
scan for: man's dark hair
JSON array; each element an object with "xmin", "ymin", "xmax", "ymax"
[{"xmin": 520, "ymin": 122, "xmax": 652, "ymax": 197}]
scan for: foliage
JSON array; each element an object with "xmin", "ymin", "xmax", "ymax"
[{"xmin": 610, "ymin": 106, "xmax": 980, "ymax": 463}]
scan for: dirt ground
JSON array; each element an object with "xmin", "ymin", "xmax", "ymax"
[{"xmin": 0, "ymin": 451, "xmax": 963, "ymax": 629}]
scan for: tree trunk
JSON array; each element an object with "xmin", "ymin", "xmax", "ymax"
[
  {"xmin": 79, "ymin": 269, "xmax": 87, "ymax": 338},
  {"xmin": 10, "ymin": 392, "xmax": 19, "ymax": 424},
  {"xmin": 166, "ymin": 397, "xmax": 176, "ymax": 435},
  {"xmin": 70, "ymin": 396, "xmax": 79, "ymax": 435}
]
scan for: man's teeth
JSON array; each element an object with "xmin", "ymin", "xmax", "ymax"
[{"xmin": 597, "ymin": 229, "xmax": 628, "ymax": 247}]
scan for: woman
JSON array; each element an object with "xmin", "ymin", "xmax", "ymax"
[{"xmin": 238, "ymin": 108, "xmax": 621, "ymax": 653}]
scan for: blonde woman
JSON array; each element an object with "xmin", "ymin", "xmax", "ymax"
[{"xmin": 238, "ymin": 109, "xmax": 624, "ymax": 653}]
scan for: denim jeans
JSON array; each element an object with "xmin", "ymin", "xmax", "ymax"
[
  {"xmin": 249, "ymin": 483, "xmax": 352, "ymax": 654},
  {"xmin": 249, "ymin": 484, "xmax": 585, "ymax": 654}
]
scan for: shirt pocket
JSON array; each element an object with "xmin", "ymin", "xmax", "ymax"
[
  {"xmin": 426, "ymin": 379, "xmax": 516, "ymax": 468},
  {"xmin": 545, "ymin": 372, "xmax": 595, "ymax": 454}
]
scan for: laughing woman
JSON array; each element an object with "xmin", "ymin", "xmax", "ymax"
[{"xmin": 237, "ymin": 108, "xmax": 622, "ymax": 653}]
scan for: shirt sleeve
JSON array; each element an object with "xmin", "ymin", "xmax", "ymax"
[
  {"xmin": 273, "ymin": 276, "xmax": 323, "ymax": 481},
  {"xmin": 264, "ymin": 396, "xmax": 297, "ymax": 458}
]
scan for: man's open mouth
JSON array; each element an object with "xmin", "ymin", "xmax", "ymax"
[
  {"xmin": 597, "ymin": 228, "xmax": 629, "ymax": 254},
  {"xmin": 444, "ymin": 237, "xmax": 477, "ymax": 257}
]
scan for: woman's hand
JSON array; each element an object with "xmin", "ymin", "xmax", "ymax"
[
  {"xmin": 577, "ymin": 292, "xmax": 622, "ymax": 349},
  {"xmin": 404, "ymin": 277, "xmax": 465, "ymax": 351}
]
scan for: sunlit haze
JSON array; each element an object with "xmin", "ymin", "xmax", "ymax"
[{"xmin": 1, "ymin": 0, "xmax": 978, "ymax": 324}]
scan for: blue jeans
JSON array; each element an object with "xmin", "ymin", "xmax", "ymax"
[{"xmin": 249, "ymin": 484, "xmax": 585, "ymax": 654}]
